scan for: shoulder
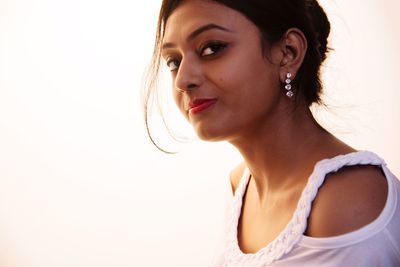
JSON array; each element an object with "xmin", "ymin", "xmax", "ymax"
[
  {"xmin": 306, "ymin": 164, "xmax": 388, "ymax": 237},
  {"xmin": 229, "ymin": 162, "xmax": 246, "ymax": 194}
]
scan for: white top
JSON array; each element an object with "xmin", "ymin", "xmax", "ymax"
[{"xmin": 214, "ymin": 151, "xmax": 400, "ymax": 267}]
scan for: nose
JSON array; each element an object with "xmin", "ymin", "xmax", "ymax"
[{"xmin": 174, "ymin": 57, "xmax": 202, "ymax": 92}]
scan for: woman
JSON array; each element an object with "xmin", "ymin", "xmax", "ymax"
[{"xmin": 143, "ymin": 0, "xmax": 400, "ymax": 266}]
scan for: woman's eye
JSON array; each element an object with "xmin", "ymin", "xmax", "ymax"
[
  {"xmin": 166, "ymin": 59, "xmax": 180, "ymax": 72},
  {"xmin": 201, "ymin": 42, "xmax": 227, "ymax": 57}
]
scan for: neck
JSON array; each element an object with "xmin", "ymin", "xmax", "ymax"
[{"xmin": 228, "ymin": 103, "xmax": 351, "ymax": 204}]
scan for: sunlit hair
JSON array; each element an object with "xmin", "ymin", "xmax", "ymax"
[{"xmin": 143, "ymin": 0, "xmax": 331, "ymax": 152}]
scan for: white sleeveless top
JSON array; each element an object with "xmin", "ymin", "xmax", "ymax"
[{"xmin": 214, "ymin": 151, "xmax": 400, "ymax": 267}]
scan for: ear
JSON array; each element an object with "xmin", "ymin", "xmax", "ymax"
[{"xmin": 278, "ymin": 28, "xmax": 307, "ymax": 83}]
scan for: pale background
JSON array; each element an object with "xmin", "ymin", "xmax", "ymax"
[{"xmin": 0, "ymin": 0, "xmax": 399, "ymax": 266}]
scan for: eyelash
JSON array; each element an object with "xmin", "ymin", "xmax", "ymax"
[
  {"xmin": 166, "ymin": 41, "xmax": 228, "ymax": 72},
  {"xmin": 166, "ymin": 59, "xmax": 180, "ymax": 72},
  {"xmin": 200, "ymin": 41, "xmax": 228, "ymax": 57}
]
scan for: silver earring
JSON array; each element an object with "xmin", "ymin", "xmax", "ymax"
[{"xmin": 284, "ymin": 73, "xmax": 294, "ymax": 98}]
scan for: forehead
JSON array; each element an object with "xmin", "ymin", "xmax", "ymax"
[{"xmin": 163, "ymin": 0, "xmax": 257, "ymax": 42}]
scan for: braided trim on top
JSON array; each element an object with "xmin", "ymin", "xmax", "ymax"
[{"xmin": 224, "ymin": 151, "xmax": 385, "ymax": 266}]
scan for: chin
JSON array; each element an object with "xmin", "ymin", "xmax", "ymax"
[
  {"xmin": 197, "ymin": 134, "xmax": 225, "ymax": 142},
  {"xmin": 194, "ymin": 125, "xmax": 230, "ymax": 142}
]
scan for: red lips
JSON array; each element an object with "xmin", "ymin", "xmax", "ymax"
[{"xmin": 188, "ymin": 98, "xmax": 217, "ymax": 114}]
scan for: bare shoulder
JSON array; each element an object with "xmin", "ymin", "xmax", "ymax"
[
  {"xmin": 306, "ymin": 164, "xmax": 388, "ymax": 237},
  {"xmin": 230, "ymin": 162, "xmax": 246, "ymax": 194}
]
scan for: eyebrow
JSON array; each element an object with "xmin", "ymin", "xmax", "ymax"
[{"xmin": 162, "ymin": 23, "xmax": 231, "ymax": 50}]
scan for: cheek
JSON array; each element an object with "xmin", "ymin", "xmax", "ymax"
[
  {"xmin": 211, "ymin": 59, "xmax": 277, "ymax": 102},
  {"xmin": 210, "ymin": 48, "xmax": 276, "ymax": 91},
  {"xmin": 172, "ymin": 90, "xmax": 189, "ymax": 119},
  {"xmin": 209, "ymin": 58, "xmax": 281, "ymax": 126}
]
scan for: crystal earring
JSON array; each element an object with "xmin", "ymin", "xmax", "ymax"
[{"xmin": 284, "ymin": 73, "xmax": 294, "ymax": 98}]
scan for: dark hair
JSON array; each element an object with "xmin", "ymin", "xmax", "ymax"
[{"xmin": 143, "ymin": 0, "xmax": 331, "ymax": 151}]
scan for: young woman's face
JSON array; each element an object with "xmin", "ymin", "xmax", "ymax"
[{"xmin": 162, "ymin": 0, "xmax": 284, "ymax": 142}]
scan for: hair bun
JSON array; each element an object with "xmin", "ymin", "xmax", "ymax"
[{"xmin": 305, "ymin": 0, "xmax": 331, "ymax": 62}]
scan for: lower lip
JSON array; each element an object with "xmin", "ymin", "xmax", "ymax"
[{"xmin": 189, "ymin": 100, "xmax": 217, "ymax": 115}]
